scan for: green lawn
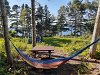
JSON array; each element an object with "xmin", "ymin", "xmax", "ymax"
[
  {"xmin": 0, "ymin": 36, "xmax": 100, "ymax": 75},
  {"xmin": 0, "ymin": 36, "xmax": 100, "ymax": 57}
]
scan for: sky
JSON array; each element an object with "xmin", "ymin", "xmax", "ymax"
[
  {"xmin": 7, "ymin": 0, "xmax": 93, "ymax": 16},
  {"xmin": 8, "ymin": 0, "xmax": 70, "ymax": 16}
]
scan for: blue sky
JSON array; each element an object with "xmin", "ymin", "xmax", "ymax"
[
  {"xmin": 8, "ymin": 0, "xmax": 93, "ymax": 16},
  {"xmin": 8, "ymin": 0, "xmax": 70, "ymax": 16},
  {"xmin": 36, "ymin": 0, "xmax": 70, "ymax": 16}
]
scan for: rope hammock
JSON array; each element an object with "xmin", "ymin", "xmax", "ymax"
[{"xmin": 10, "ymin": 38, "xmax": 100, "ymax": 69}]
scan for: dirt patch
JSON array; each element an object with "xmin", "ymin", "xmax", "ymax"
[{"xmin": 11, "ymin": 50, "xmax": 100, "ymax": 75}]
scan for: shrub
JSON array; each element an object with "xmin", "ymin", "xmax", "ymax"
[
  {"xmin": 28, "ymin": 38, "xmax": 32, "ymax": 44},
  {"xmin": 0, "ymin": 52, "xmax": 7, "ymax": 75},
  {"xmin": 0, "ymin": 33, "xmax": 3, "ymax": 38},
  {"xmin": 9, "ymin": 30, "xmax": 17, "ymax": 37}
]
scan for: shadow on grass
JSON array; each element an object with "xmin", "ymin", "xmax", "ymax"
[
  {"xmin": 27, "ymin": 63, "xmax": 91, "ymax": 75},
  {"xmin": 95, "ymin": 51, "xmax": 100, "ymax": 59},
  {"xmin": 12, "ymin": 61, "xmax": 91, "ymax": 75},
  {"xmin": 43, "ymin": 37, "xmax": 71, "ymax": 47}
]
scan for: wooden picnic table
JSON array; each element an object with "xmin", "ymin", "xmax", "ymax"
[{"xmin": 30, "ymin": 46, "xmax": 54, "ymax": 58}]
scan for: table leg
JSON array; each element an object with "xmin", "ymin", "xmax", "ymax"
[
  {"xmin": 34, "ymin": 51, "xmax": 36, "ymax": 58},
  {"xmin": 48, "ymin": 51, "xmax": 51, "ymax": 58}
]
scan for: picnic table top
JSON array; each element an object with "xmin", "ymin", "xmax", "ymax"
[{"xmin": 30, "ymin": 46, "xmax": 54, "ymax": 51}]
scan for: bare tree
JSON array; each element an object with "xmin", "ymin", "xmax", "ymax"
[
  {"xmin": 89, "ymin": 1, "xmax": 100, "ymax": 58},
  {"xmin": 0, "ymin": 0, "xmax": 13, "ymax": 64}
]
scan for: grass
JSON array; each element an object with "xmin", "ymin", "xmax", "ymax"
[
  {"xmin": 43, "ymin": 36, "xmax": 91, "ymax": 56},
  {"xmin": 0, "ymin": 36, "xmax": 100, "ymax": 57},
  {"xmin": 0, "ymin": 36, "xmax": 100, "ymax": 75}
]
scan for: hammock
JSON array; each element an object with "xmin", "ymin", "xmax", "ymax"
[{"xmin": 10, "ymin": 38, "xmax": 100, "ymax": 69}]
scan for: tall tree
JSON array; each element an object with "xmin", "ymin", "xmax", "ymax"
[
  {"xmin": 84, "ymin": 0, "xmax": 98, "ymax": 34},
  {"xmin": 35, "ymin": 4, "xmax": 44, "ymax": 39},
  {"xmin": 12, "ymin": 5, "xmax": 20, "ymax": 33},
  {"xmin": 25, "ymin": 4, "xmax": 31, "ymax": 39},
  {"xmin": 89, "ymin": 1, "xmax": 100, "ymax": 58},
  {"xmin": 31, "ymin": 0, "xmax": 36, "ymax": 47},
  {"xmin": 0, "ymin": 0, "xmax": 13, "ymax": 64},
  {"xmin": 43, "ymin": 5, "xmax": 52, "ymax": 36},
  {"xmin": 67, "ymin": 0, "xmax": 86, "ymax": 36},
  {"xmin": 20, "ymin": 4, "xmax": 31, "ymax": 38},
  {"xmin": 57, "ymin": 5, "xmax": 66, "ymax": 36}
]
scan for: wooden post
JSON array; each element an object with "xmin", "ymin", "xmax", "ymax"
[
  {"xmin": 0, "ymin": 0, "xmax": 13, "ymax": 64},
  {"xmin": 89, "ymin": 1, "xmax": 100, "ymax": 58},
  {"xmin": 31, "ymin": 0, "xmax": 36, "ymax": 47}
]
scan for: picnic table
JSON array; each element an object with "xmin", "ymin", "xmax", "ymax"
[{"xmin": 30, "ymin": 46, "xmax": 54, "ymax": 58}]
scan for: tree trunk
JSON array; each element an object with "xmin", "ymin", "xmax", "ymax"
[
  {"xmin": 74, "ymin": 15, "xmax": 77, "ymax": 36},
  {"xmin": 31, "ymin": 0, "xmax": 36, "ymax": 47},
  {"xmin": 89, "ymin": 1, "xmax": 100, "ymax": 58},
  {"xmin": 0, "ymin": 0, "xmax": 13, "ymax": 64}
]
